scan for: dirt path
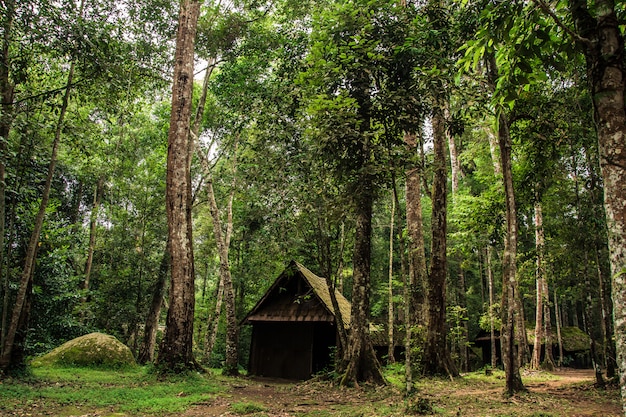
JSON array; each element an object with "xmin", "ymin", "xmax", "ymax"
[{"xmin": 180, "ymin": 368, "xmax": 622, "ymax": 417}]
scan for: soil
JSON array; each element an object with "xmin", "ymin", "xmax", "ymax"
[{"xmin": 180, "ymin": 368, "xmax": 623, "ymax": 417}]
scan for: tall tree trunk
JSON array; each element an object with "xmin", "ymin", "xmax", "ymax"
[
  {"xmin": 542, "ymin": 277, "xmax": 555, "ymax": 370},
  {"xmin": 196, "ymin": 147, "xmax": 238, "ymax": 375},
  {"xmin": 449, "ymin": 129, "xmax": 468, "ymax": 372},
  {"xmin": 487, "ymin": 245, "xmax": 497, "ymax": 369},
  {"xmin": 485, "ymin": 126, "xmax": 501, "ymax": 176},
  {"xmin": 487, "ymin": 54, "xmax": 525, "ymax": 395},
  {"xmin": 448, "ymin": 131, "xmax": 463, "ymax": 195},
  {"xmin": 391, "ymin": 175, "xmax": 408, "ymax": 368},
  {"xmin": 531, "ymin": 199, "xmax": 545, "ymax": 370},
  {"xmin": 584, "ymin": 250, "xmax": 605, "ymax": 386},
  {"xmin": 190, "ymin": 54, "xmax": 241, "ymax": 375},
  {"xmin": 423, "ymin": 107, "xmax": 457, "ymax": 377},
  {"xmin": 203, "ymin": 273, "xmax": 224, "ymax": 363},
  {"xmin": 568, "ymin": 1, "xmax": 626, "ymax": 410},
  {"xmin": 137, "ymin": 239, "xmax": 170, "ymax": 364},
  {"xmin": 404, "ymin": 131, "xmax": 427, "ymax": 393},
  {"xmin": 81, "ymin": 176, "xmax": 104, "ymax": 305},
  {"xmin": 387, "ymin": 194, "xmax": 395, "ymax": 364},
  {"xmin": 497, "ymin": 111, "xmax": 525, "ymax": 394},
  {"xmin": 340, "ymin": 169, "xmax": 385, "ymax": 386},
  {"xmin": 554, "ymin": 290, "xmax": 564, "ymax": 366},
  {"xmin": 157, "ymin": 0, "xmax": 201, "ymax": 372},
  {"xmin": 329, "ymin": 222, "xmax": 349, "ymax": 358},
  {"xmin": 596, "ymin": 248, "xmax": 617, "ymax": 378},
  {"xmin": 573, "ymin": 135, "xmax": 606, "ymax": 386},
  {"xmin": 0, "ymin": 43, "xmax": 77, "ymax": 371},
  {"xmin": 316, "ymin": 215, "xmax": 348, "ymax": 359},
  {"xmin": 0, "ymin": 0, "xmax": 15, "ymax": 353}
]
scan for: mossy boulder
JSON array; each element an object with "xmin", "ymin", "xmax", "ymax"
[{"xmin": 31, "ymin": 332, "xmax": 136, "ymax": 368}]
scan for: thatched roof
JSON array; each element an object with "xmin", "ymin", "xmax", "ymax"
[
  {"xmin": 525, "ymin": 326, "xmax": 591, "ymax": 351},
  {"xmin": 558, "ymin": 326, "xmax": 592, "ymax": 352},
  {"xmin": 476, "ymin": 326, "xmax": 591, "ymax": 352},
  {"xmin": 242, "ymin": 260, "xmax": 352, "ymax": 328}
]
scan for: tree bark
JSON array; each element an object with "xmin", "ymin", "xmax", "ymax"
[
  {"xmin": 423, "ymin": 107, "xmax": 457, "ymax": 377},
  {"xmin": 404, "ymin": 131, "xmax": 427, "ymax": 393},
  {"xmin": 0, "ymin": 38, "xmax": 77, "ymax": 370},
  {"xmin": 203, "ymin": 272, "xmax": 224, "ymax": 363},
  {"xmin": 448, "ymin": 131, "xmax": 463, "ymax": 195},
  {"xmin": 497, "ymin": 110, "xmax": 525, "ymax": 394},
  {"xmin": 195, "ymin": 138, "xmax": 239, "ymax": 375},
  {"xmin": 554, "ymin": 290, "xmax": 564, "ymax": 367},
  {"xmin": 568, "ymin": 1, "xmax": 626, "ymax": 409},
  {"xmin": 157, "ymin": 0, "xmax": 201, "ymax": 373},
  {"xmin": 531, "ymin": 199, "xmax": 545, "ymax": 371},
  {"xmin": 137, "ymin": 239, "xmax": 170, "ymax": 364},
  {"xmin": 81, "ymin": 176, "xmax": 104, "ymax": 304},
  {"xmin": 449, "ymin": 128, "xmax": 468, "ymax": 373},
  {"xmin": 339, "ymin": 168, "xmax": 385, "ymax": 386},
  {"xmin": 485, "ymin": 126, "xmax": 501, "ymax": 177},
  {"xmin": 486, "ymin": 53, "xmax": 525, "ymax": 395},
  {"xmin": 596, "ymin": 248, "xmax": 617, "ymax": 378},
  {"xmin": 387, "ymin": 194, "xmax": 395, "ymax": 364},
  {"xmin": 0, "ymin": 0, "xmax": 15, "ymax": 353},
  {"xmin": 487, "ymin": 245, "xmax": 497, "ymax": 369},
  {"xmin": 542, "ymin": 276, "xmax": 555, "ymax": 370},
  {"xmin": 315, "ymin": 214, "xmax": 349, "ymax": 361},
  {"xmin": 189, "ymin": 56, "xmax": 239, "ymax": 371}
]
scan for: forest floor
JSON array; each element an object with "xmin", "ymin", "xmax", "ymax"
[
  {"xmin": 180, "ymin": 368, "xmax": 622, "ymax": 417},
  {"xmin": 1, "ymin": 366, "xmax": 622, "ymax": 416}
]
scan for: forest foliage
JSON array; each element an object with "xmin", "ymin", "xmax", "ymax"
[{"xmin": 0, "ymin": 0, "xmax": 624, "ymax": 408}]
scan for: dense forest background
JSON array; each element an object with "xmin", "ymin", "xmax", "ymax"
[{"xmin": 0, "ymin": 0, "xmax": 625, "ymax": 406}]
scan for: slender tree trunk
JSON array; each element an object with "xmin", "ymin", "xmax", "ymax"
[
  {"xmin": 573, "ymin": 138, "xmax": 606, "ymax": 386},
  {"xmin": 191, "ymin": 57, "xmax": 216, "ymax": 139},
  {"xmin": 449, "ymin": 128, "xmax": 468, "ymax": 373},
  {"xmin": 137, "ymin": 239, "xmax": 170, "ymax": 364},
  {"xmin": 568, "ymin": 1, "xmax": 626, "ymax": 410},
  {"xmin": 81, "ymin": 176, "xmax": 104, "ymax": 304},
  {"xmin": 194, "ymin": 137, "xmax": 238, "ymax": 376},
  {"xmin": 485, "ymin": 126, "xmax": 501, "ymax": 176},
  {"xmin": 330, "ymin": 222, "xmax": 349, "ymax": 357},
  {"xmin": 584, "ymin": 250, "xmax": 605, "ymax": 386},
  {"xmin": 487, "ymin": 245, "xmax": 497, "ymax": 369},
  {"xmin": 542, "ymin": 277, "xmax": 555, "ymax": 370},
  {"xmin": 203, "ymin": 270, "xmax": 224, "ymax": 363},
  {"xmin": 316, "ymin": 215, "xmax": 349, "ymax": 359},
  {"xmin": 531, "ymin": 200, "xmax": 545, "ymax": 370},
  {"xmin": 0, "ymin": 48, "xmax": 77, "ymax": 371},
  {"xmin": 487, "ymin": 54, "xmax": 525, "ymax": 395},
  {"xmin": 391, "ymin": 175, "xmax": 408, "ymax": 367},
  {"xmin": 497, "ymin": 111, "xmax": 525, "ymax": 394},
  {"xmin": 387, "ymin": 194, "xmax": 395, "ymax": 364},
  {"xmin": 316, "ymin": 216, "xmax": 349, "ymax": 359},
  {"xmin": 423, "ymin": 108, "xmax": 457, "ymax": 377},
  {"xmin": 157, "ymin": 0, "xmax": 201, "ymax": 372},
  {"xmin": 448, "ymin": 131, "xmax": 463, "ymax": 195},
  {"xmin": 596, "ymin": 248, "xmax": 617, "ymax": 378},
  {"xmin": 190, "ymin": 54, "xmax": 240, "ymax": 375},
  {"xmin": 404, "ymin": 131, "xmax": 427, "ymax": 393},
  {"xmin": 554, "ymin": 290, "xmax": 564, "ymax": 366},
  {"xmin": 0, "ymin": 0, "xmax": 15, "ymax": 353}
]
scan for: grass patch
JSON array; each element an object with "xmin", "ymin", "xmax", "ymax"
[
  {"xmin": 231, "ymin": 401, "xmax": 268, "ymax": 414},
  {"xmin": 0, "ymin": 365, "xmax": 222, "ymax": 416}
]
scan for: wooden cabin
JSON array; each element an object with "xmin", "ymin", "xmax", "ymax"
[{"xmin": 241, "ymin": 260, "xmax": 351, "ymax": 380}]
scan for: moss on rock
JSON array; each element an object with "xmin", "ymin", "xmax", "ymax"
[{"xmin": 31, "ymin": 332, "xmax": 136, "ymax": 369}]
